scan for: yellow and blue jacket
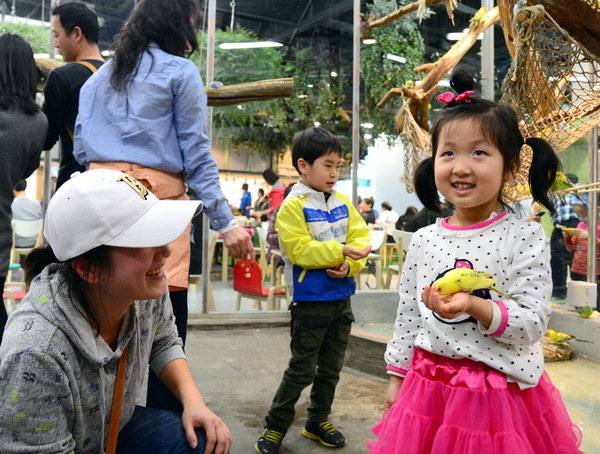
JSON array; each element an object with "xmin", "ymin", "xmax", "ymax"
[{"xmin": 275, "ymin": 181, "xmax": 370, "ymax": 301}]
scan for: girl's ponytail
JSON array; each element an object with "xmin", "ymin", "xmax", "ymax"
[
  {"xmin": 526, "ymin": 137, "xmax": 560, "ymax": 214},
  {"xmin": 415, "ymin": 157, "xmax": 442, "ymax": 213},
  {"xmin": 23, "ymin": 245, "xmax": 61, "ymax": 289}
]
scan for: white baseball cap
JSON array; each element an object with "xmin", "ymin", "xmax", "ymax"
[{"xmin": 44, "ymin": 169, "xmax": 203, "ymax": 261}]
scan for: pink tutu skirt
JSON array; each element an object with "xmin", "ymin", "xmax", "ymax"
[{"xmin": 367, "ymin": 348, "xmax": 583, "ymax": 454}]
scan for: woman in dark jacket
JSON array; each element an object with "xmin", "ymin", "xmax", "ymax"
[{"xmin": 0, "ymin": 33, "xmax": 48, "ymax": 343}]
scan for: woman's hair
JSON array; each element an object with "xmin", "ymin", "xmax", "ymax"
[
  {"xmin": 0, "ymin": 33, "xmax": 39, "ymax": 115},
  {"xmin": 109, "ymin": 0, "xmax": 200, "ymax": 90},
  {"xmin": 24, "ymin": 245, "xmax": 112, "ymax": 329},
  {"xmin": 381, "ymin": 201, "xmax": 392, "ymax": 211},
  {"xmin": 405, "ymin": 205, "xmax": 418, "ymax": 216},
  {"xmin": 262, "ymin": 168, "xmax": 280, "ymax": 186},
  {"xmin": 415, "ymin": 66, "xmax": 559, "ymax": 214}
]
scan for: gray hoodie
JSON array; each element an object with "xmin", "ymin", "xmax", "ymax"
[{"xmin": 0, "ymin": 264, "xmax": 185, "ymax": 453}]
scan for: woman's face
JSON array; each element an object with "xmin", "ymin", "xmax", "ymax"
[{"xmin": 100, "ymin": 245, "xmax": 171, "ymax": 303}]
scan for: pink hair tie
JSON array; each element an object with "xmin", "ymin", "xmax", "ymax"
[
  {"xmin": 438, "ymin": 90, "xmax": 475, "ymax": 104},
  {"xmin": 437, "ymin": 92, "xmax": 455, "ymax": 104}
]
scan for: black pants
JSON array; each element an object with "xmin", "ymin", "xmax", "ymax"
[
  {"xmin": 145, "ymin": 289, "xmax": 188, "ymax": 413},
  {"xmin": 550, "ymin": 219, "xmax": 579, "ymax": 298},
  {"xmin": 0, "ymin": 275, "xmax": 6, "ymax": 345},
  {"xmin": 266, "ymin": 298, "xmax": 354, "ymax": 432}
]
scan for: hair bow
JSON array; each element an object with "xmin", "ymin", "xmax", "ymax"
[{"xmin": 437, "ymin": 90, "xmax": 474, "ymax": 104}]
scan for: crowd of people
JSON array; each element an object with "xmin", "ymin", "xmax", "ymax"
[{"xmin": 0, "ymin": 2, "xmax": 588, "ymax": 454}]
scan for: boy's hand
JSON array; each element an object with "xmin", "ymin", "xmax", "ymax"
[
  {"xmin": 326, "ymin": 261, "xmax": 349, "ymax": 278},
  {"xmin": 342, "ymin": 245, "xmax": 371, "ymax": 260}
]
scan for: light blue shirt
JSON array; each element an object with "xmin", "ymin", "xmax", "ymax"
[{"xmin": 74, "ymin": 44, "xmax": 233, "ymax": 230}]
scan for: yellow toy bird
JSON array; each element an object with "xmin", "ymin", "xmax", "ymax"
[{"xmin": 432, "ymin": 268, "xmax": 517, "ymax": 300}]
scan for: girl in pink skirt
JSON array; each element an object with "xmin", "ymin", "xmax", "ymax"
[{"xmin": 367, "ymin": 67, "xmax": 583, "ymax": 454}]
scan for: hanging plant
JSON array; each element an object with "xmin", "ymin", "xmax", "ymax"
[
  {"xmin": 361, "ymin": 0, "xmax": 426, "ymax": 143},
  {"xmin": 191, "ymin": 28, "xmax": 289, "ymax": 161},
  {"xmin": 281, "ymin": 46, "xmax": 352, "ymax": 155}
]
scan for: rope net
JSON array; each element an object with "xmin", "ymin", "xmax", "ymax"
[
  {"xmin": 396, "ymin": 99, "xmax": 431, "ymax": 191},
  {"xmin": 398, "ymin": 1, "xmax": 600, "ymax": 195},
  {"xmin": 500, "ymin": 1, "xmax": 600, "ymax": 196}
]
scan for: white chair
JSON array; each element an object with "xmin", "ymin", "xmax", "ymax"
[
  {"xmin": 385, "ymin": 230, "xmax": 413, "ymax": 289},
  {"xmin": 381, "ymin": 222, "xmax": 399, "ymax": 267},
  {"xmin": 10, "ymin": 219, "xmax": 43, "ymax": 263},
  {"xmin": 357, "ymin": 229, "xmax": 385, "ymax": 289}
]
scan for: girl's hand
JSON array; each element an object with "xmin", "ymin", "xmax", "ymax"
[
  {"xmin": 421, "ymin": 285, "xmax": 473, "ymax": 319},
  {"xmin": 326, "ymin": 261, "xmax": 349, "ymax": 278},
  {"xmin": 384, "ymin": 375, "xmax": 404, "ymax": 414},
  {"xmin": 182, "ymin": 402, "xmax": 232, "ymax": 454},
  {"xmin": 342, "ymin": 244, "xmax": 372, "ymax": 260}
]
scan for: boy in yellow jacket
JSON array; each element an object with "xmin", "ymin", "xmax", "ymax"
[{"xmin": 256, "ymin": 127, "xmax": 371, "ymax": 454}]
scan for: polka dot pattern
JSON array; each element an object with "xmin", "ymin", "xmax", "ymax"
[{"xmin": 385, "ymin": 213, "xmax": 552, "ymax": 388}]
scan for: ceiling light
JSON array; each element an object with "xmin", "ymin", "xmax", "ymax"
[
  {"xmin": 361, "ymin": 122, "xmax": 374, "ymax": 129},
  {"xmin": 385, "ymin": 53, "xmax": 406, "ymax": 64},
  {"xmin": 446, "ymin": 29, "xmax": 483, "ymax": 41},
  {"xmin": 362, "ymin": 38, "xmax": 377, "ymax": 45},
  {"xmin": 314, "ymin": 121, "xmax": 321, "ymax": 127},
  {"xmin": 307, "ymin": 84, "xmax": 314, "ymax": 88},
  {"xmin": 218, "ymin": 41, "xmax": 283, "ymax": 49},
  {"xmin": 330, "ymin": 71, "xmax": 338, "ymax": 77}
]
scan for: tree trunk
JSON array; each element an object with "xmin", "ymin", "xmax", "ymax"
[
  {"xmin": 377, "ymin": 7, "xmax": 500, "ymax": 131},
  {"xmin": 36, "ymin": 58, "xmax": 294, "ymax": 106}
]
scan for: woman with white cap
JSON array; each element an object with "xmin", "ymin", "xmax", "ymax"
[{"xmin": 0, "ymin": 169, "xmax": 231, "ymax": 454}]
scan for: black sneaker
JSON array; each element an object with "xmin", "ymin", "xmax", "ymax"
[
  {"xmin": 302, "ymin": 421, "xmax": 345, "ymax": 448},
  {"xmin": 255, "ymin": 427, "xmax": 285, "ymax": 454}
]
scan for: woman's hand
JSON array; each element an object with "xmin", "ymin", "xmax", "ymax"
[
  {"xmin": 182, "ymin": 401, "xmax": 232, "ymax": 454},
  {"xmin": 222, "ymin": 225, "xmax": 255, "ymax": 260},
  {"xmin": 384, "ymin": 375, "xmax": 404, "ymax": 414}
]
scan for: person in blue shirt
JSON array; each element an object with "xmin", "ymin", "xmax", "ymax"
[
  {"xmin": 240, "ymin": 183, "xmax": 252, "ymax": 217},
  {"xmin": 74, "ymin": 0, "xmax": 254, "ymax": 413}
]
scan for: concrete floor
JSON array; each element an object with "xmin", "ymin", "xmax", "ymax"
[
  {"xmin": 184, "ymin": 326, "xmax": 388, "ymax": 454},
  {"xmin": 183, "ymin": 274, "xmax": 598, "ymax": 454},
  {"xmin": 184, "ymin": 325, "xmax": 598, "ymax": 454}
]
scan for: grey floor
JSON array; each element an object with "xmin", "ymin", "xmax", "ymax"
[{"xmin": 181, "ymin": 275, "xmax": 599, "ymax": 454}]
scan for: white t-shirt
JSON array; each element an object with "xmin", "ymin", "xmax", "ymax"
[{"xmin": 385, "ymin": 212, "xmax": 551, "ymax": 389}]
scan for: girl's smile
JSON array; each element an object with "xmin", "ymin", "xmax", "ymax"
[{"xmin": 434, "ymin": 117, "xmax": 507, "ymax": 225}]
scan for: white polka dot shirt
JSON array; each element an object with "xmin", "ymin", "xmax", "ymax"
[{"xmin": 385, "ymin": 212, "xmax": 551, "ymax": 389}]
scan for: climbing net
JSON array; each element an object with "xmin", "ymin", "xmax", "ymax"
[{"xmin": 501, "ymin": 1, "xmax": 600, "ymax": 195}]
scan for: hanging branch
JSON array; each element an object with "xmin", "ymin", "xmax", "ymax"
[
  {"xmin": 497, "ymin": 0, "xmax": 515, "ymax": 58},
  {"xmin": 36, "ymin": 58, "xmax": 294, "ymax": 106},
  {"xmin": 364, "ymin": 0, "xmax": 448, "ymax": 32},
  {"xmin": 377, "ymin": 6, "xmax": 500, "ymax": 131},
  {"xmin": 206, "ymin": 78, "xmax": 294, "ymax": 106}
]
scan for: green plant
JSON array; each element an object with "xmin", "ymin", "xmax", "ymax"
[
  {"xmin": 281, "ymin": 46, "xmax": 351, "ymax": 155},
  {"xmin": 0, "ymin": 21, "xmax": 50, "ymax": 53},
  {"xmin": 361, "ymin": 0, "xmax": 426, "ymax": 142},
  {"xmin": 191, "ymin": 28, "xmax": 289, "ymax": 162}
]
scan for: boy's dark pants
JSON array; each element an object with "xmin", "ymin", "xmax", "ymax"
[{"xmin": 266, "ymin": 298, "xmax": 354, "ymax": 432}]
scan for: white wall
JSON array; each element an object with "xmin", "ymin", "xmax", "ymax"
[{"xmin": 337, "ymin": 136, "xmax": 422, "ymax": 216}]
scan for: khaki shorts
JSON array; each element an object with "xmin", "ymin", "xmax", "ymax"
[{"xmin": 90, "ymin": 161, "xmax": 191, "ymax": 290}]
